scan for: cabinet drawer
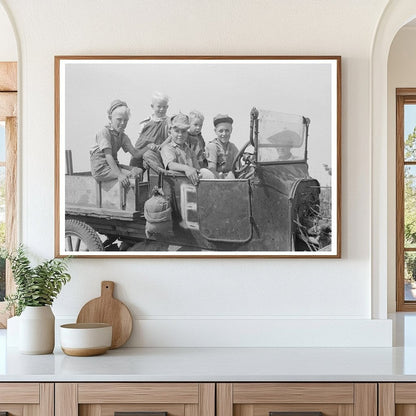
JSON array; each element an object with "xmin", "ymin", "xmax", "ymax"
[
  {"xmin": 56, "ymin": 383, "xmax": 215, "ymax": 416},
  {"xmin": 0, "ymin": 383, "xmax": 53, "ymax": 415},
  {"xmin": 379, "ymin": 383, "xmax": 416, "ymax": 415},
  {"xmin": 78, "ymin": 383, "xmax": 200, "ymax": 404},
  {"xmin": 217, "ymin": 383, "xmax": 376, "ymax": 416}
]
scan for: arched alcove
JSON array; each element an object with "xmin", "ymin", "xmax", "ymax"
[
  {"xmin": 387, "ymin": 20, "xmax": 416, "ymax": 313},
  {"xmin": 371, "ymin": 0, "xmax": 416, "ymax": 319}
]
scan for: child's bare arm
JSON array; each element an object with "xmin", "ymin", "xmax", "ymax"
[
  {"xmin": 166, "ymin": 162, "xmax": 198, "ymax": 185},
  {"xmin": 126, "ymin": 141, "xmax": 159, "ymax": 159}
]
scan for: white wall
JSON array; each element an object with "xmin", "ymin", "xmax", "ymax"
[
  {"xmin": 0, "ymin": 3, "xmax": 16, "ymax": 61},
  {"xmin": 0, "ymin": 0, "xmax": 394, "ymax": 347},
  {"xmin": 387, "ymin": 26, "xmax": 416, "ymax": 312}
]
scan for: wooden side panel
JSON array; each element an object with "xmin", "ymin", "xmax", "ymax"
[
  {"xmin": 379, "ymin": 383, "xmax": 395, "ymax": 416},
  {"xmin": 0, "ymin": 92, "xmax": 16, "ymax": 120},
  {"xmin": 199, "ymin": 383, "xmax": 215, "ymax": 416},
  {"xmin": 233, "ymin": 383, "xmax": 354, "ymax": 404},
  {"xmin": 66, "ymin": 174, "xmax": 98, "ymax": 207},
  {"xmin": 101, "ymin": 179, "xmax": 126, "ymax": 210},
  {"xmin": 78, "ymin": 383, "xmax": 199, "ymax": 404},
  {"xmin": 0, "ymin": 62, "xmax": 17, "ymax": 91},
  {"xmin": 65, "ymin": 176, "xmax": 141, "ymax": 212},
  {"xmin": 354, "ymin": 383, "xmax": 377, "ymax": 416},
  {"xmin": 55, "ymin": 383, "xmax": 78, "ymax": 416},
  {"xmin": 217, "ymin": 384, "xmax": 233, "ymax": 416}
]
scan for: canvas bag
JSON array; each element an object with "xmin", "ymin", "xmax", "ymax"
[{"xmin": 143, "ymin": 187, "xmax": 173, "ymax": 238}]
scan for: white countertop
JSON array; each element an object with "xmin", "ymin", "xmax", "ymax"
[
  {"xmin": 2, "ymin": 345, "xmax": 416, "ymax": 382},
  {"xmin": 3, "ymin": 313, "xmax": 416, "ymax": 382}
]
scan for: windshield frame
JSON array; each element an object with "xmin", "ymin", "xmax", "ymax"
[{"xmin": 251, "ymin": 108, "xmax": 310, "ymax": 165}]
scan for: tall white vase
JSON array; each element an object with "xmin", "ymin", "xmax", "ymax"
[{"xmin": 19, "ymin": 306, "xmax": 55, "ymax": 354}]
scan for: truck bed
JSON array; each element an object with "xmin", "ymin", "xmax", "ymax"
[{"xmin": 65, "ymin": 172, "xmax": 149, "ymax": 220}]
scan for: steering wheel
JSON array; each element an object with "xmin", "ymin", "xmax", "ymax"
[{"xmin": 232, "ymin": 141, "xmax": 256, "ymax": 179}]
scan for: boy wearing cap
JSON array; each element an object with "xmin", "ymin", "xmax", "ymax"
[
  {"xmin": 130, "ymin": 91, "xmax": 171, "ymax": 169},
  {"xmin": 206, "ymin": 114, "xmax": 239, "ymax": 179},
  {"xmin": 90, "ymin": 99, "xmax": 146, "ymax": 188},
  {"xmin": 161, "ymin": 114, "xmax": 214, "ymax": 185}
]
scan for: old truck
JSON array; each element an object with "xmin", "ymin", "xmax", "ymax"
[{"xmin": 64, "ymin": 108, "xmax": 331, "ymax": 253}]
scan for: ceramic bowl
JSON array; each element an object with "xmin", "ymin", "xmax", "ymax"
[{"xmin": 60, "ymin": 323, "xmax": 112, "ymax": 356}]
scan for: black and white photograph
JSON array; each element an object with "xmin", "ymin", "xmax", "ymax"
[{"xmin": 55, "ymin": 56, "xmax": 341, "ymax": 257}]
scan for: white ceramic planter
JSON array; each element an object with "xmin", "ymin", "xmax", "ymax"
[{"xmin": 19, "ymin": 305, "xmax": 55, "ymax": 354}]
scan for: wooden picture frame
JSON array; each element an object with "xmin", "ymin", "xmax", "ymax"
[{"xmin": 55, "ymin": 56, "xmax": 341, "ymax": 258}]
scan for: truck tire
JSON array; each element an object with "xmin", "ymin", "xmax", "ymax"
[{"xmin": 65, "ymin": 219, "xmax": 104, "ymax": 252}]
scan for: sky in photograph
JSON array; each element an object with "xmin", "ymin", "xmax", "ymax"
[{"xmin": 62, "ymin": 59, "xmax": 337, "ymax": 186}]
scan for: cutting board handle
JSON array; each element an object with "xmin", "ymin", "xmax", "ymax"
[{"xmin": 101, "ymin": 281, "xmax": 115, "ymax": 298}]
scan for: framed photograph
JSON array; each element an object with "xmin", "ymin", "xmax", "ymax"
[{"xmin": 55, "ymin": 56, "xmax": 341, "ymax": 258}]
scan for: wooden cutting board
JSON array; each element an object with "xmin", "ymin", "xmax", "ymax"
[{"xmin": 76, "ymin": 281, "xmax": 133, "ymax": 349}]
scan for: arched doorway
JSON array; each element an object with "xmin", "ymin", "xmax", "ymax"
[
  {"xmin": 388, "ymin": 22, "xmax": 416, "ymax": 312},
  {"xmin": 371, "ymin": 1, "xmax": 416, "ymax": 318}
]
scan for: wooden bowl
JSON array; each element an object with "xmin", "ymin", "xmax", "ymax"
[{"xmin": 60, "ymin": 323, "xmax": 112, "ymax": 356}]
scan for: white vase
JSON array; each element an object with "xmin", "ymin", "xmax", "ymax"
[{"xmin": 19, "ymin": 306, "xmax": 55, "ymax": 354}]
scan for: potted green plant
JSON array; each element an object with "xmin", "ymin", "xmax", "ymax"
[{"xmin": 4, "ymin": 245, "xmax": 71, "ymax": 354}]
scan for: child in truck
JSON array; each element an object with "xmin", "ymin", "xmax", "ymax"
[
  {"xmin": 161, "ymin": 113, "xmax": 214, "ymax": 185},
  {"xmin": 187, "ymin": 110, "xmax": 207, "ymax": 168},
  {"xmin": 90, "ymin": 99, "xmax": 148, "ymax": 188},
  {"xmin": 206, "ymin": 114, "xmax": 239, "ymax": 179},
  {"xmin": 130, "ymin": 91, "xmax": 171, "ymax": 169},
  {"xmin": 157, "ymin": 109, "xmax": 207, "ymax": 168}
]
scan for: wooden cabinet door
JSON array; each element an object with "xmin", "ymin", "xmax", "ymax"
[
  {"xmin": 217, "ymin": 383, "xmax": 377, "ymax": 416},
  {"xmin": 379, "ymin": 383, "xmax": 416, "ymax": 416},
  {"xmin": 55, "ymin": 383, "xmax": 215, "ymax": 416},
  {"xmin": 0, "ymin": 383, "xmax": 53, "ymax": 415}
]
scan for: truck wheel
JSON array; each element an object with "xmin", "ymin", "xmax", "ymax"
[{"xmin": 65, "ymin": 219, "xmax": 104, "ymax": 252}]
